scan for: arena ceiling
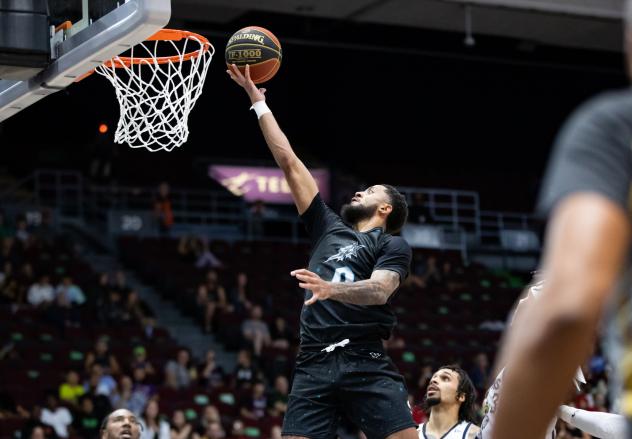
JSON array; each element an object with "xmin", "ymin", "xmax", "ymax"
[{"xmin": 172, "ymin": 0, "xmax": 626, "ymax": 51}]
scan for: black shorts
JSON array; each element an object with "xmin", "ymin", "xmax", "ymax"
[{"xmin": 281, "ymin": 342, "xmax": 416, "ymax": 439}]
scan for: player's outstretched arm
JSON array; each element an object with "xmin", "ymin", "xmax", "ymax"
[
  {"xmin": 558, "ymin": 405, "xmax": 627, "ymax": 439},
  {"xmin": 491, "ymin": 193, "xmax": 630, "ymax": 439},
  {"xmin": 291, "ymin": 268, "xmax": 399, "ymax": 306},
  {"xmin": 227, "ymin": 64, "xmax": 318, "ymax": 215}
]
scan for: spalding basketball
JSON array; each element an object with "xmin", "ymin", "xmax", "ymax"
[{"xmin": 225, "ymin": 26, "xmax": 282, "ymax": 84}]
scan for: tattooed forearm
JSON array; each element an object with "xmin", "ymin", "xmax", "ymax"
[{"xmin": 329, "ymin": 280, "xmax": 391, "ymax": 305}]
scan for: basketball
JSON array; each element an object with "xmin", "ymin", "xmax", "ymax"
[{"xmin": 225, "ymin": 26, "xmax": 282, "ymax": 84}]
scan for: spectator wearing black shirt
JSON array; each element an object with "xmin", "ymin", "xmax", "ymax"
[
  {"xmin": 198, "ymin": 350, "xmax": 225, "ymax": 390},
  {"xmin": 72, "ymin": 395, "xmax": 100, "ymax": 439}
]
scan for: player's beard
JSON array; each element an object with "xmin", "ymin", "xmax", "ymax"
[
  {"xmin": 340, "ymin": 203, "xmax": 378, "ymax": 225},
  {"xmin": 425, "ymin": 395, "xmax": 441, "ymax": 407}
]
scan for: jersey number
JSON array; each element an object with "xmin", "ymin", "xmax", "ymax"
[{"xmin": 331, "ymin": 266, "xmax": 355, "ymax": 283}]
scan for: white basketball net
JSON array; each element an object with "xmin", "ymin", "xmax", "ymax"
[{"xmin": 95, "ymin": 31, "xmax": 214, "ymax": 152}]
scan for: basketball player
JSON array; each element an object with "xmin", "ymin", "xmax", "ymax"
[
  {"xmin": 417, "ymin": 365, "xmax": 480, "ymax": 439},
  {"xmin": 100, "ymin": 408, "xmax": 142, "ymax": 439},
  {"xmin": 490, "ymin": 2, "xmax": 632, "ymax": 437},
  {"xmin": 478, "ymin": 276, "xmax": 585, "ymax": 439},
  {"xmin": 227, "ymin": 63, "xmax": 417, "ymax": 439}
]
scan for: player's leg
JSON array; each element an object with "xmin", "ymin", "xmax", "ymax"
[
  {"xmin": 339, "ymin": 346, "xmax": 417, "ymax": 439},
  {"xmin": 282, "ymin": 350, "xmax": 340, "ymax": 439}
]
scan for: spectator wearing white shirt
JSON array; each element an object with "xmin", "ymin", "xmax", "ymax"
[
  {"xmin": 55, "ymin": 276, "xmax": 86, "ymax": 306},
  {"xmin": 40, "ymin": 392, "xmax": 72, "ymax": 438},
  {"xmin": 27, "ymin": 275, "xmax": 54, "ymax": 307}
]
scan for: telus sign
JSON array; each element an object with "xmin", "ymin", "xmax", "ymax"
[{"xmin": 209, "ymin": 165, "xmax": 330, "ymax": 204}]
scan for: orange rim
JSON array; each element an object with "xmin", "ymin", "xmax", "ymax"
[{"xmin": 103, "ymin": 29, "xmax": 213, "ymax": 68}]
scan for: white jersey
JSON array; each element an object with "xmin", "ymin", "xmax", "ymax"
[
  {"xmin": 418, "ymin": 420, "xmax": 475, "ymax": 439},
  {"xmin": 478, "ymin": 369, "xmax": 556, "ymax": 439}
]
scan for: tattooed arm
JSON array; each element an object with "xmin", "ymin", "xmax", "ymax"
[{"xmin": 291, "ymin": 269, "xmax": 400, "ymax": 306}]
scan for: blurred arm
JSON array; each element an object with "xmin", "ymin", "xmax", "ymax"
[{"xmin": 491, "ymin": 193, "xmax": 630, "ymax": 439}]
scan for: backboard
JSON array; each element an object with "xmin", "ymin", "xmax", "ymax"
[{"xmin": 0, "ymin": 0, "xmax": 170, "ymax": 123}]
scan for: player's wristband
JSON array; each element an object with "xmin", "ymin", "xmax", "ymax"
[{"xmin": 250, "ymin": 101, "xmax": 271, "ymax": 119}]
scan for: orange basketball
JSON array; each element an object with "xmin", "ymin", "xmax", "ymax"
[{"xmin": 225, "ymin": 26, "xmax": 282, "ymax": 84}]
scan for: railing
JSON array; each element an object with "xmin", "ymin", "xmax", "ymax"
[
  {"xmin": 480, "ymin": 210, "xmax": 540, "ymax": 247},
  {"xmin": 398, "ymin": 186, "xmax": 481, "ymax": 235},
  {"xmin": 0, "ymin": 170, "xmax": 541, "ymax": 252}
]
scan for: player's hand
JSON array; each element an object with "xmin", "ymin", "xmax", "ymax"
[
  {"xmin": 226, "ymin": 64, "xmax": 266, "ymax": 104},
  {"xmin": 291, "ymin": 269, "xmax": 333, "ymax": 305}
]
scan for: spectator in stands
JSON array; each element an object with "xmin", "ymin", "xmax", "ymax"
[
  {"xmin": 71, "ymin": 395, "xmax": 100, "ymax": 439},
  {"xmin": 1, "ymin": 278, "xmax": 20, "ymax": 304},
  {"xmin": 122, "ymin": 290, "xmax": 152, "ymax": 325},
  {"xmin": 241, "ymin": 305, "xmax": 271, "ymax": 356},
  {"xmin": 239, "ymin": 381, "xmax": 267, "ymax": 421},
  {"xmin": 154, "ymin": 182, "xmax": 174, "ymax": 236},
  {"xmin": 197, "ymin": 421, "xmax": 225, "ymax": 439},
  {"xmin": 21, "ymin": 407, "xmax": 55, "ymax": 439},
  {"xmin": 416, "ymin": 365, "xmax": 434, "ymax": 401},
  {"xmin": 164, "ymin": 348, "xmax": 196, "ymax": 390},
  {"xmin": 422, "ymin": 256, "xmax": 442, "ymax": 288},
  {"xmin": 109, "ymin": 375, "xmax": 134, "ymax": 412},
  {"xmin": 232, "ymin": 349, "xmax": 258, "ymax": 389},
  {"xmin": 197, "ymin": 271, "xmax": 227, "ymax": 333},
  {"xmin": 27, "ymin": 274, "xmax": 54, "ymax": 307},
  {"xmin": 85, "ymin": 363, "xmax": 117, "ymax": 398},
  {"xmin": 131, "ymin": 367, "xmax": 155, "ymax": 413},
  {"xmin": 198, "ymin": 350, "xmax": 225, "ymax": 389},
  {"xmin": 40, "ymin": 392, "xmax": 73, "ymax": 438},
  {"xmin": 229, "ymin": 419, "xmax": 245, "ymax": 439},
  {"xmin": 270, "ymin": 316, "xmax": 294, "ymax": 350},
  {"xmin": 468, "ymin": 352, "xmax": 491, "ymax": 393},
  {"xmin": 130, "ymin": 346, "xmax": 155, "ymax": 378},
  {"xmin": 93, "ymin": 272, "xmax": 110, "ymax": 303},
  {"xmin": 55, "ymin": 275, "xmax": 86, "ymax": 307},
  {"xmin": 408, "ymin": 193, "xmax": 430, "ymax": 224},
  {"xmin": 27, "ymin": 425, "xmax": 48, "ymax": 439},
  {"xmin": 177, "ymin": 235, "xmax": 200, "ymax": 264},
  {"xmin": 85, "ymin": 337, "xmax": 121, "ymax": 376},
  {"xmin": 228, "ymin": 272, "xmax": 252, "ymax": 315},
  {"xmin": 195, "ymin": 405, "xmax": 222, "ymax": 437},
  {"xmin": 113, "ymin": 270, "xmax": 131, "ymax": 297},
  {"xmin": 15, "ymin": 217, "xmax": 30, "ymax": 243},
  {"xmin": 268, "ymin": 375, "xmax": 289, "ymax": 417},
  {"xmin": 170, "ymin": 409, "xmax": 194, "ymax": 439},
  {"xmin": 140, "ymin": 399, "xmax": 170, "ymax": 439},
  {"xmin": 1, "ymin": 237, "xmax": 22, "ymax": 268},
  {"xmin": 98, "ymin": 288, "xmax": 126, "ymax": 325},
  {"xmin": 59, "ymin": 370, "xmax": 85, "ymax": 406},
  {"xmin": 248, "ymin": 199, "xmax": 267, "ymax": 237},
  {"xmin": 195, "ymin": 237, "xmax": 224, "ymax": 270}
]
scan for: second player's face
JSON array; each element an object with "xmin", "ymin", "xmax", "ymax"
[
  {"xmin": 101, "ymin": 409, "xmax": 142, "ymax": 439},
  {"xmin": 426, "ymin": 368, "xmax": 461, "ymax": 405}
]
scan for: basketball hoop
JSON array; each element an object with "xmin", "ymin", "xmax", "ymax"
[{"xmin": 95, "ymin": 29, "xmax": 214, "ymax": 152}]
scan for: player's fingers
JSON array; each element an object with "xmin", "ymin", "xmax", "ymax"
[
  {"xmin": 304, "ymin": 295, "xmax": 317, "ymax": 306},
  {"xmin": 245, "ymin": 64, "xmax": 252, "ymax": 81},
  {"xmin": 230, "ymin": 64, "xmax": 245, "ymax": 80},
  {"xmin": 298, "ymin": 282, "xmax": 311, "ymax": 289},
  {"xmin": 260, "ymin": 88, "xmax": 267, "ymax": 95},
  {"xmin": 291, "ymin": 269, "xmax": 308, "ymax": 277}
]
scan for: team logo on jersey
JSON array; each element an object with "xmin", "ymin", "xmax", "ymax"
[{"xmin": 325, "ymin": 243, "xmax": 366, "ymax": 263}]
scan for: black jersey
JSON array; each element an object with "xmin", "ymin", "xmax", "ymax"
[{"xmin": 298, "ymin": 194, "xmax": 412, "ymax": 345}]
